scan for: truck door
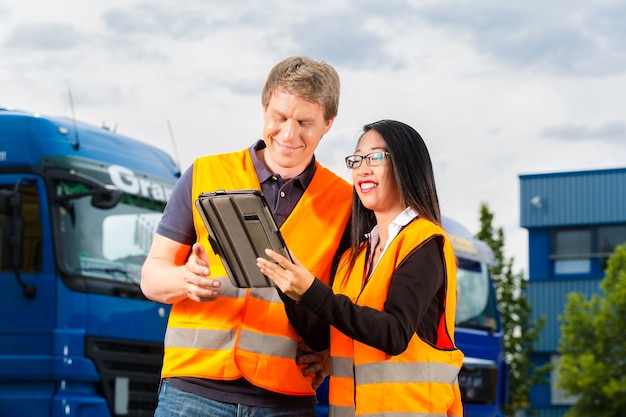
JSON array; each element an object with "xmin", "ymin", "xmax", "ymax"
[{"xmin": 0, "ymin": 176, "xmax": 58, "ymax": 414}]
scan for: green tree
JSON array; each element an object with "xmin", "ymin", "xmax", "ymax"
[
  {"xmin": 475, "ymin": 203, "xmax": 548, "ymax": 416},
  {"xmin": 558, "ymin": 243, "xmax": 626, "ymax": 417}
]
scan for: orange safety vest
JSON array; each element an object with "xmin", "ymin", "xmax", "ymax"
[
  {"xmin": 161, "ymin": 149, "xmax": 352, "ymax": 395},
  {"xmin": 329, "ymin": 218, "xmax": 464, "ymax": 416}
]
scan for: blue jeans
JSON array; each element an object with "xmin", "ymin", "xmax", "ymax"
[{"xmin": 154, "ymin": 380, "xmax": 316, "ymax": 417}]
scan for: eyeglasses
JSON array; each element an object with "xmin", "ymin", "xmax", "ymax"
[{"xmin": 345, "ymin": 151, "xmax": 391, "ymax": 169}]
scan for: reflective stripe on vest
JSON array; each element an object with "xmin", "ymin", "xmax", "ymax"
[
  {"xmin": 161, "ymin": 149, "xmax": 352, "ymax": 395},
  {"xmin": 166, "ymin": 326, "xmax": 298, "ymax": 356},
  {"xmin": 329, "ymin": 218, "xmax": 464, "ymax": 416},
  {"xmin": 356, "ymin": 361, "xmax": 461, "ymax": 385},
  {"xmin": 330, "ymin": 408, "xmax": 459, "ymax": 417}
]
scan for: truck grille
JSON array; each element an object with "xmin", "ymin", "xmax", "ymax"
[
  {"xmin": 458, "ymin": 358, "xmax": 499, "ymax": 404},
  {"xmin": 86, "ymin": 337, "xmax": 163, "ymax": 416}
]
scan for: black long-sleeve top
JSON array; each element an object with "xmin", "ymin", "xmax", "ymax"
[{"xmin": 280, "ymin": 237, "xmax": 446, "ymax": 355}]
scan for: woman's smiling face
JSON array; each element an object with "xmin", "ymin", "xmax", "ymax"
[{"xmin": 351, "ymin": 129, "xmax": 404, "ymax": 216}]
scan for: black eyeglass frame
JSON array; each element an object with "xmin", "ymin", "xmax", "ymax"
[{"xmin": 344, "ymin": 151, "xmax": 391, "ymax": 169}]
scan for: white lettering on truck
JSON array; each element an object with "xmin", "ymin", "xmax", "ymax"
[{"xmin": 108, "ymin": 164, "xmax": 173, "ymax": 202}]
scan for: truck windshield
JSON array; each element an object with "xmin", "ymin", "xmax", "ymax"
[
  {"xmin": 54, "ymin": 180, "xmax": 164, "ymax": 286},
  {"xmin": 455, "ymin": 257, "xmax": 499, "ymax": 332}
]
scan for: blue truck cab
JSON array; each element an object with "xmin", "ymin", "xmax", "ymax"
[
  {"xmin": 443, "ymin": 217, "xmax": 507, "ymax": 417},
  {"xmin": 0, "ymin": 109, "xmax": 179, "ymax": 416}
]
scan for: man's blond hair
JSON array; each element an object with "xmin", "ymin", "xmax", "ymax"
[{"xmin": 261, "ymin": 56, "xmax": 340, "ymax": 121}]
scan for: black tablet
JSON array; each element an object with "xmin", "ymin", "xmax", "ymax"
[{"xmin": 195, "ymin": 189, "xmax": 291, "ymax": 288}]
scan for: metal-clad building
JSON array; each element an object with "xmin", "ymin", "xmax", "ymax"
[
  {"xmin": 521, "ymin": 168, "xmax": 626, "ymax": 229},
  {"xmin": 519, "ymin": 167, "xmax": 626, "ymax": 417}
]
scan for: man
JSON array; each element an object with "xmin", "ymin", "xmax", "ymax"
[{"xmin": 141, "ymin": 56, "xmax": 352, "ymax": 417}]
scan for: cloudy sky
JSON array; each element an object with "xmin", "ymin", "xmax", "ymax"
[{"xmin": 2, "ymin": 0, "xmax": 625, "ymax": 273}]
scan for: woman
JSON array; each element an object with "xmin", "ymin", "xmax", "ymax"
[{"xmin": 257, "ymin": 119, "xmax": 464, "ymax": 416}]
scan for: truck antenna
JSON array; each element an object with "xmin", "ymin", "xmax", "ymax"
[
  {"xmin": 167, "ymin": 119, "xmax": 182, "ymax": 173},
  {"xmin": 68, "ymin": 87, "xmax": 80, "ymax": 150}
]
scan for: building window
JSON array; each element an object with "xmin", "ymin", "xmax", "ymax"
[
  {"xmin": 598, "ymin": 225, "xmax": 626, "ymax": 270},
  {"xmin": 554, "ymin": 259, "xmax": 591, "ymax": 275},
  {"xmin": 552, "ymin": 229, "xmax": 592, "ymax": 275},
  {"xmin": 551, "ymin": 225, "xmax": 626, "ymax": 276},
  {"xmin": 551, "ymin": 354, "xmax": 578, "ymax": 405}
]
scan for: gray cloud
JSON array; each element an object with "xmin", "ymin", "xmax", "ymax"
[
  {"xmin": 99, "ymin": 1, "xmax": 414, "ymax": 71},
  {"xmin": 289, "ymin": 15, "xmax": 395, "ymax": 70},
  {"xmin": 268, "ymin": 1, "xmax": 416, "ymax": 71},
  {"xmin": 4, "ymin": 23, "xmax": 81, "ymax": 50},
  {"xmin": 418, "ymin": 0, "xmax": 626, "ymax": 76},
  {"xmin": 7, "ymin": 0, "xmax": 625, "ymax": 77},
  {"xmin": 102, "ymin": 3, "xmax": 212, "ymax": 39},
  {"xmin": 542, "ymin": 120, "xmax": 626, "ymax": 142}
]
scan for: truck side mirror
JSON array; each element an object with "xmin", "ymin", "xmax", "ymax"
[
  {"xmin": 0, "ymin": 189, "xmax": 23, "ymax": 270},
  {"xmin": 91, "ymin": 187, "xmax": 123, "ymax": 209},
  {"xmin": 0, "ymin": 187, "xmax": 35, "ymax": 299}
]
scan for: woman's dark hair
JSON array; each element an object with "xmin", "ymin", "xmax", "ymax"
[{"xmin": 344, "ymin": 119, "xmax": 441, "ymax": 274}]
